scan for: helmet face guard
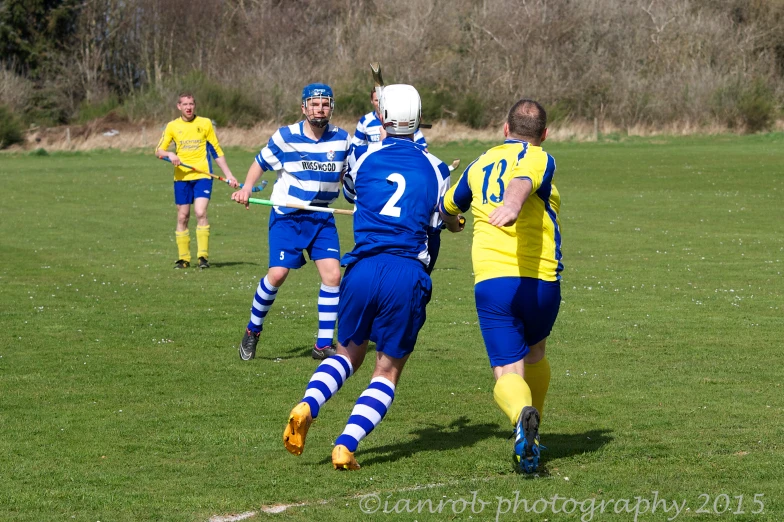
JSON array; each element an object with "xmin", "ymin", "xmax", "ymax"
[
  {"xmin": 379, "ymin": 84, "xmax": 421, "ymax": 136},
  {"xmin": 302, "ymin": 83, "xmax": 334, "ymax": 128}
]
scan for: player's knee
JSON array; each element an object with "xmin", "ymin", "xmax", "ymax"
[
  {"xmin": 337, "ymin": 341, "xmax": 367, "ymax": 370},
  {"xmin": 322, "ymin": 270, "xmax": 341, "ymax": 287},
  {"xmin": 524, "ymin": 340, "xmax": 547, "ymax": 364},
  {"xmin": 267, "ymin": 267, "xmax": 289, "ymax": 287}
]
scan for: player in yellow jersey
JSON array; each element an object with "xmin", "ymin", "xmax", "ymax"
[
  {"xmin": 440, "ymin": 99, "xmax": 561, "ymax": 474},
  {"xmin": 156, "ymin": 92, "xmax": 238, "ymax": 269}
]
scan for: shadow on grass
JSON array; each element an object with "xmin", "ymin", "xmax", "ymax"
[
  {"xmin": 259, "ymin": 343, "xmax": 377, "ymax": 361},
  {"xmin": 319, "ymin": 416, "xmax": 508, "ymax": 467},
  {"xmin": 257, "ymin": 344, "xmax": 315, "ymax": 360},
  {"xmin": 529, "ymin": 428, "xmax": 614, "ymax": 476},
  {"xmin": 317, "ymin": 419, "xmax": 613, "ymax": 470},
  {"xmin": 209, "ymin": 261, "xmax": 260, "ymax": 268},
  {"xmin": 542, "ymin": 429, "xmax": 613, "ymax": 461}
]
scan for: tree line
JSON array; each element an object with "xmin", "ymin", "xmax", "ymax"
[{"xmin": 1, "ymin": 0, "xmax": 783, "ymax": 148}]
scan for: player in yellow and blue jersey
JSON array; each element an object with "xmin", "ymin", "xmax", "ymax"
[
  {"xmin": 440, "ymin": 99, "xmax": 561, "ymax": 474},
  {"xmin": 156, "ymin": 92, "xmax": 238, "ymax": 269}
]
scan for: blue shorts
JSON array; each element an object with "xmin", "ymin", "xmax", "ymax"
[
  {"xmin": 475, "ymin": 277, "xmax": 561, "ymax": 367},
  {"xmin": 174, "ymin": 178, "xmax": 213, "ymax": 205},
  {"xmin": 268, "ymin": 210, "xmax": 340, "ymax": 269},
  {"xmin": 338, "ymin": 254, "xmax": 432, "ymax": 359}
]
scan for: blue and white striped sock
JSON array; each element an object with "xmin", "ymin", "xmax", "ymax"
[
  {"xmin": 335, "ymin": 377, "xmax": 395, "ymax": 452},
  {"xmin": 247, "ymin": 275, "xmax": 278, "ymax": 333},
  {"xmin": 316, "ymin": 283, "xmax": 339, "ymax": 348},
  {"xmin": 302, "ymin": 354, "xmax": 353, "ymax": 418}
]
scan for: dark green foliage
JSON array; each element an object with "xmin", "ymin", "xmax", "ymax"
[
  {"xmin": 419, "ymin": 86, "xmax": 456, "ymax": 123},
  {"xmin": 0, "ymin": 104, "xmax": 24, "ymax": 149},
  {"xmin": 712, "ymin": 77, "xmax": 777, "ymax": 133},
  {"xmin": 0, "ymin": 0, "xmax": 79, "ymax": 77},
  {"xmin": 546, "ymin": 100, "xmax": 574, "ymax": 126},
  {"xmin": 23, "ymin": 83, "xmax": 71, "ymax": 125},
  {"xmin": 176, "ymin": 71, "xmax": 263, "ymax": 128},
  {"xmin": 456, "ymin": 92, "xmax": 489, "ymax": 129},
  {"xmin": 75, "ymin": 95, "xmax": 122, "ymax": 124},
  {"xmin": 738, "ymin": 79, "xmax": 776, "ymax": 133},
  {"xmin": 334, "ymin": 87, "xmax": 373, "ymax": 120},
  {"xmin": 335, "ymin": 83, "xmax": 458, "ymax": 125}
]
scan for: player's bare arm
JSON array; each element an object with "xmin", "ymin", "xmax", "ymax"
[
  {"xmin": 488, "ymin": 177, "xmax": 533, "ymax": 227},
  {"xmin": 214, "ymin": 156, "xmax": 239, "ymax": 188},
  {"xmin": 231, "ymin": 162, "xmax": 264, "ymax": 208}
]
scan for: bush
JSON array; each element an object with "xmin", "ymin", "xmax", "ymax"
[
  {"xmin": 76, "ymin": 95, "xmax": 122, "ymax": 124},
  {"xmin": 738, "ymin": 79, "xmax": 776, "ymax": 133},
  {"xmin": 335, "ymin": 86, "xmax": 373, "ymax": 120},
  {"xmin": 24, "ymin": 85, "xmax": 71, "ymax": 126},
  {"xmin": 121, "ymin": 72, "xmax": 265, "ymax": 127},
  {"xmin": 456, "ymin": 92, "xmax": 489, "ymax": 129},
  {"xmin": 0, "ymin": 104, "xmax": 24, "ymax": 149},
  {"xmin": 177, "ymin": 71, "xmax": 263, "ymax": 128},
  {"xmin": 712, "ymin": 78, "xmax": 777, "ymax": 133},
  {"xmin": 335, "ymin": 83, "xmax": 458, "ymax": 125},
  {"xmin": 546, "ymin": 100, "xmax": 575, "ymax": 127},
  {"xmin": 711, "ymin": 82, "xmax": 742, "ymax": 129},
  {"xmin": 419, "ymin": 86, "xmax": 455, "ymax": 124}
]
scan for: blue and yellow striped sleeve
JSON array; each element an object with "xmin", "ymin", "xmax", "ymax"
[
  {"xmin": 204, "ymin": 121, "xmax": 224, "ymax": 158},
  {"xmin": 509, "ymin": 149, "xmax": 553, "ymax": 192},
  {"xmin": 440, "ymin": 160, "xmax": 475, "ymax": 215}
]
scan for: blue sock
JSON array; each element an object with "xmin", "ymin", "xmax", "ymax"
[
  {"xmin": 247, "ymin": 275, "xmax": 278, "ymax": 333},
  {"xmin": 335, "ymin": 377, "xmax": 395, "ymax": 452},
  {"xmin": 302, "ymin": 354, "xmax": 353, "ymax": 418},
  {"xmin": 316, "ymin": 283, "xmax": 339, "ymax": 348}
]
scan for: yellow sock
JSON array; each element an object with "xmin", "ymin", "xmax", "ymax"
[
  {"xmin": 196, "ymin": 225, "xmax": 210, "ymax": 259},
  {"xmin": 493, "ymin": 372, "xmax": 532, "ymax": 426},
  {"xmin": 175, "ymin": 230, "xmax": 191, "ymax": 262},
  {"xmin": 525, "ymin": 357, "xmax": 551, "ymax": 421}
]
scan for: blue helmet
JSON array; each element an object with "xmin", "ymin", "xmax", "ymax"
[
  {"xmin": 301, "ymin": 83, "xmax": 334, "ymax": 128},
  {"xmin": 302, "ymin": 83, "xmax": 333, "ymax": 103}
]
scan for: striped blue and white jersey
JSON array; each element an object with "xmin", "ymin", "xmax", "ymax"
[
  {"xmin": 350, "ymin": 111, "xmax": 427, "ymax": 151},
  {"xmin": 256, "ymin": 121, "xmax": 351, "ymax": 214},
  {"xmin": 341, "ymin": 137, "xmax": 451, "ymax": 267}
]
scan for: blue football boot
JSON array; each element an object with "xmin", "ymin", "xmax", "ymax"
[{"xmin": 513, "ymin": 405, "xmax": 541, "ymax": 474}]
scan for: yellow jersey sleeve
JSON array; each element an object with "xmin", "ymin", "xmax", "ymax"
[
  {"xmin": 156, "ymin": 123, "xmax": 175, "ymax": 154},
  {"xmin": 509, "ymin": 150, "xmax": 547, "ymax": 192}
]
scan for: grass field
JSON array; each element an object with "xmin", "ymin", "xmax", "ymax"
[{"xmin": 1, "ymin": 134, "xmax": 783, "ymax": 521}]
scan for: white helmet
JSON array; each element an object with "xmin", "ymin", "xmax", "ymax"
[{"xmin": 379, "ymin": 84, "xmax": 421, "ymax": 136}]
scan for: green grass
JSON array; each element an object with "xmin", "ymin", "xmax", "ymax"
[{"xmin": 1, "ymin": 134, "xmax": 783, "ymax": 521}]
